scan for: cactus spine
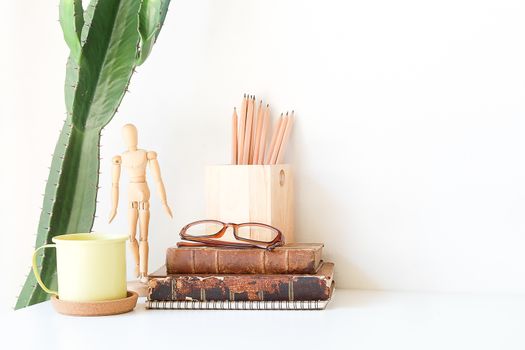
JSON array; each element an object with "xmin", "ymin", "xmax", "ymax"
[{"xmin": 15, "ymin": 0, "xmax": 171, "ymax": 309}]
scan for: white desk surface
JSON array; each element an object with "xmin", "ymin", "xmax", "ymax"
[{"xmin": 2, "ymin": 289, "xmax": 525, "ymax": 350}]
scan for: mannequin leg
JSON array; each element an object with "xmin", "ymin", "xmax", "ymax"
[
  {"xmin": 138, "ymin": 201, "xmax": 150, "ymax": 279},
  {"xmin": 128, "ymin": 202, "xmax": 140, "ymax": 278}
]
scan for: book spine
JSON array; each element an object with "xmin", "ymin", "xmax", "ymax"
[
  {"xmin": 148, "ymin": 274, "xmax": 331, "ymax": 302},
  {"xmin": 146, "ymin": 300, "xmax": 329, "ymax": 310},
  {"xmin": 166, "ymin": 247, "xmax": 321, "ymax": 274}
]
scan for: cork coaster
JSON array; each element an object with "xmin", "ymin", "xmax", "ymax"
[{"xmin": 51, "ymin": 291, "xmax": 138, "ymax": 317}]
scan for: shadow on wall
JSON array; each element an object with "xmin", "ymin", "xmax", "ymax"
[
  {"xmin": 295, "ymin": 172, "xmax": 378, "ymax": 290},
  {"xmin": 291, "ymin": 126, "xmax": 378, "ymax": 291}
]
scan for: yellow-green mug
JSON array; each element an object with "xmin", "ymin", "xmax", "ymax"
[{"xmin": 32, "ymin": 233, "xmax": 128, "ymax": 302}]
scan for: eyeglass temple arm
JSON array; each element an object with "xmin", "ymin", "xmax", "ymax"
[{"xmin": 176, "ymin": 241, "xmax": 265, "ymax": 250}]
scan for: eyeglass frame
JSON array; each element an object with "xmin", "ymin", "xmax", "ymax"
[{"xmin": 178, "ymin": 220, "xmax": 285, "ymax": 250}]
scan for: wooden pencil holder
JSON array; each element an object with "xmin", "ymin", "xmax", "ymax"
[{"xmin": 205, "ymin": 164, "xmax": 295, "ymax": 243}]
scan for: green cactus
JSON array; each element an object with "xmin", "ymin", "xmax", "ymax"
[{"xmin": 15, "ymin": 0, "xmax": 171, "ymax": 309}]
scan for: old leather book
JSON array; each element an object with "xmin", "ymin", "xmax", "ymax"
[
  {"xmin": 146, "ymin": 284, "xmax": 335, "ymax": 310},
  {"xmin": 148, "ymin": 262, "xmax": 335, "ymax": 302},
  {"xmin": 166, "ymin": 243, "xmax": 324, "ymax": 274}
]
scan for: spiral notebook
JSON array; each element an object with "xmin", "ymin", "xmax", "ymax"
[{"xmin": 146, "ymin": 298, "xmax": 331, "ymax": 310}]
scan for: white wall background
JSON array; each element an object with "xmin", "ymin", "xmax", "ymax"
[{"xmin": 2, "ymin": 0, "xmax": 525, "ymax": 312}]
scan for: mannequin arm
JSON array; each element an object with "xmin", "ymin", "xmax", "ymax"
[
  {"xmin": 109, "ymin": 155, "xmax": 121, "ymax": 223},
  {"xmin": 148, "ymin": 151, "xmax": 173, "ymax": 218}
]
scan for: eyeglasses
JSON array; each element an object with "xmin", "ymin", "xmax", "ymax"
[{"xmin": 178, "ymin": 220, "xmax": 285, "ymax": 250}]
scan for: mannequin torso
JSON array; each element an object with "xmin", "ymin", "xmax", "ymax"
[{"xmin": 122, "ymin": 149, "xmax": 150, "ymax": 202}]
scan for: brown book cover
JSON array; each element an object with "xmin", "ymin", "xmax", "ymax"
[
  {"xmin": 148, "ymin": 262, "xmax": 334, "ymax": 302},
  {"xmin": 166, "ymin": 243, "xmax": 324, "ymax": 274},
  {"xmin": 146, "ymin": 283, "xmax": 335, "ymax": 310}
]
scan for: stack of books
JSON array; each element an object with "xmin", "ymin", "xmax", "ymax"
[{"xmin": 146, "ymin": 243, "xmax": 335, "ymax": 310}]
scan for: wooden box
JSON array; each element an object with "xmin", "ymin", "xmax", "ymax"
[{"xmin": 205, "ymin": 164, "xmax": 294, "ymax": 242}]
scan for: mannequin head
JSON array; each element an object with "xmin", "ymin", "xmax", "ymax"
[{"xmin": 122, "ymin": 123, "xmax": 138, "ymax": 150}]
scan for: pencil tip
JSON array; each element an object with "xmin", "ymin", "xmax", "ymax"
[{"xmin": 286, "ymin": 112, "xmax": 289, "ymax": 116}]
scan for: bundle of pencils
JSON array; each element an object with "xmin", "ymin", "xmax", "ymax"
[{"xmin": 231, "ymin": 94, "xmax": 294, "ymax": 165}]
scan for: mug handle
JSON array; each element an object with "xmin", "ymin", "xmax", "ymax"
[{"xmin": 32, "ymin": 244, "xmax": 58, "ymax": 296}]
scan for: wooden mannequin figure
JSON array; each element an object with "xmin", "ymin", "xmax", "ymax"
[{"xmin": 109, "ymin": 124, "xmax": 173, "ymax": 282}]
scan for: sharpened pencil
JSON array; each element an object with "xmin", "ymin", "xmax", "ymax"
[
  {"xmin": 231, "ymin": 107, "xmax": 238, "ymax": 164},
  {"xmin": 276, "ymin": 110, "xmax": 294, "ymax": 164},
  {"xmin": 257, "ymin": 104, "xmax": 270, "ymax": 164},
  {"xmin": 252, "ymin": 100, "xmax": 264, "ymax": 164},
  {"xmin": 243, "ymin": 95, "xmax": 255, "ymax": 164},
  {"xmin": 249, "ymin": 98, "xmax": 260, "ymax": 164},
  {"xmin": 238, "ymin": 94, "xmax": 247, "ymax": 163},
  {"xmin": 270, "ymin": 112, "xmax": 289, "ymax": 164},
  {"xmin": 265, "ymin": 113, "xmax": 284, "ymax": 164}
]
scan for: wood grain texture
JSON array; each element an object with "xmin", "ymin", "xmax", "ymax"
[{"xmin": 206, "ymin": 164, "xmax": 294, "ymax": 242}]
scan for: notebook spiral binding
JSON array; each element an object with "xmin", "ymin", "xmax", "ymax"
[{"xmin": 146, "ymin": 299, "xmax": 329, "ymax": 310}]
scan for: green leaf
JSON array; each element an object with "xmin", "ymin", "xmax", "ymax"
[
  {"xmin": 15, "ymin": 124, "xmax": 101, "ymax": 309},
  {"xmin": 137, "ymin": 0, "xmax": 171, "ymax": 65},
  {"xmin": 15, "ymin": 55, "xmax": 81, "ymax": 309},
  {"xmin": 72, "ymin": 0, "xmax": 142, "ymax": 130},
  {"xmin": 59, "ymin": 0, "xmax": 84, "ymax": 62},
  {"xmin": 80, "ymin": 0, "xmax": 99, "ymax": 44}
]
